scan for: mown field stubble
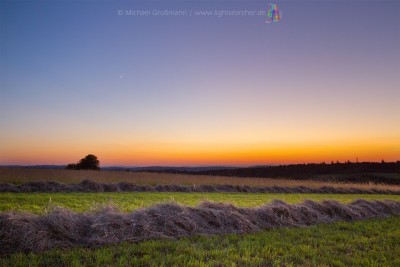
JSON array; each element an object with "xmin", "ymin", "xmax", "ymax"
[
  {"xmin": 2, "ymin": 192, "xmax": 400, "ymax": 214},
  {"xmin": 2, "ymin": 215, "xmax": 400, "ymax": 266},
  {"xmin": 1, "ymin": 167, "xmax": 399, "ymax": 191}
]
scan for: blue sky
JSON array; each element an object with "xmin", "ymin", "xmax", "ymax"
[{"xmin": 1, "ymin": 0, "xmax": 399, "ymax": 165}]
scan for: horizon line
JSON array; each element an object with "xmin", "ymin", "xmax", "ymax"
[{"xmin": 1, "ymin": 160, "xmax": 399, "ymax": 169}]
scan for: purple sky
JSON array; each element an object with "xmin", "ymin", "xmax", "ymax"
[{"xmin": 1, "ymin": 0, "xmax": 399, "ymax": 165}]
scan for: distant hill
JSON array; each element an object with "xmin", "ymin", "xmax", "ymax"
[
  {"xmin": 145, "ymin": 162, "xmax": 400, "ymax": 185},
  {"xmin": 103, "ymin": 166, "xmax": 239, "ymax": 172},
  {"xmin": 205, "ymin": 162, "xmax": 400, "ymax": 184},
  {"xmin": 0, "ymin": 165, "xmax": 66, "ymax": 169},
  {"xmin": 0, "ymin": 165, "xmax": 238, "ymax": 172},
  {"xmin": 2, "ymin": 162, "xmax": 399, "ymax": 184}
]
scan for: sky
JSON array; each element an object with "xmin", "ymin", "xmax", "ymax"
[{"xmin": 0, "ymin": 0, "xmax": 399, "ymax": 166}]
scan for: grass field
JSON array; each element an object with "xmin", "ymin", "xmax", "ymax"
[
  {"xmin": 2, "ymin": 192, "xmax": 400, "ymax": 214},
  {"xmin": 2, "ymin": 168, "xmax": 400, "ymax": 266},
  {"xmin": 2, "ymin": 216, "xmax": 399, "ymax": 266},
  {"xmin": 1, "ymin": 167, "xmax": 400, "ymax": 191}
]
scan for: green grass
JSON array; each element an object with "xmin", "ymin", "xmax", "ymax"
[
  {"xmin": 1, "ymin": 192, "xmax": 400, "ymax": 214},
  {"xmin": 2, "ymin": 216, "xmax": 399, "ymax": 266}
]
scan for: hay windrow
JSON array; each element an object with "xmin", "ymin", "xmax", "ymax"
[
  {"xmin": 1, "ymin": 180, "xmax": 400, "ymax": 194},
  {"xmin": 1, "ymin": 200, "xmax": 400, "ymax": 254}
]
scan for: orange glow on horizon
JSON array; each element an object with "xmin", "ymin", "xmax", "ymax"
[{"xmin": 1, "ymin": 138, "xmax": 399, "ymax": 166}]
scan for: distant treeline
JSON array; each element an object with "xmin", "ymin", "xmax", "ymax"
[{"xmin": 146, "ymin": 162, "xmax": 400, "ymax": 184}]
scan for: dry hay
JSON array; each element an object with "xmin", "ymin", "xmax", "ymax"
[
  {"xmin": 1, "ymin": 199, "xmax": 400, "ymax": 254},
  {"xmin": 1, "ymin": 180, "xmax": 400, "ymax": 194},
  {"xmin": 2, "ymin": 168, "xmax": 399, "ymax": 192}
]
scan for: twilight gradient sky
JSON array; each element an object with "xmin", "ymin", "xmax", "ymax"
[{"xmin": 1, "ymin": 0, "xmax": 399, "ymax": 166}]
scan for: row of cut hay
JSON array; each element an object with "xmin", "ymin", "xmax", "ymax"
[
  {"xmin": 1, "ymin": 199, "xmax": 400, "ymax": 254},
  {"xmin": 3, "ymin": 168, "xmax": 400, "ymax": 191},
  {"xmin": 1, "ymin": 180, "xmax": 400, "ymax": 194},
  {"xmin": 0, "ymin": 168, "xmax": 307, "ymax": 186}
]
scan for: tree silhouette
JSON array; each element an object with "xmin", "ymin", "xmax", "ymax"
[
  {"xmin": 66, "ymin": 154, "xmax": 100, "ymax": 170},
  {"xmin": 66, "ymin": 163, "xmax": 77, "ymax": 170}
]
